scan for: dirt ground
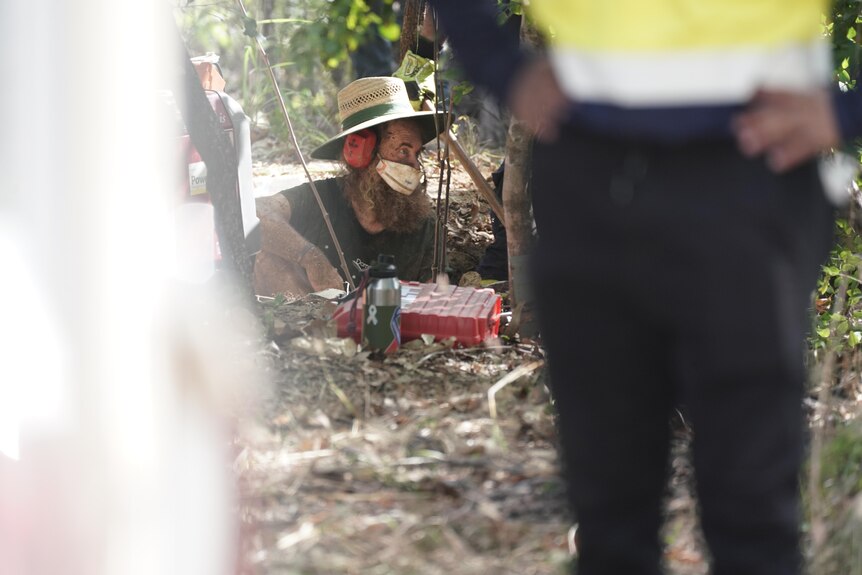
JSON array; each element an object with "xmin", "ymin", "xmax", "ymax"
[
  {"xmin": 238, "ymin": 147, "xmax": 861, "ymax": 574},
  {"xmin": 235, "ymin": 299, "xmax": 708, "ymax": 575},
  {"xmin": 237, "ymin": 150, "xmax": 709, "ymax": 574}
]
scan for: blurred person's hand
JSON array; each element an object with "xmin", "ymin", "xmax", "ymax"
[
  {"xmin": 733, "ymin": 88, "xmax": 841, "ymax": 173},
  {"xmin": 508, "ymin": 58, "xmax": 569, "ymax": 143}
]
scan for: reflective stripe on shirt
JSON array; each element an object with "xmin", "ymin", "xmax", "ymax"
[
  {"xmin": 531, "ymin": 0, "xmax": 830, "ymax": 107},
  {"xmin": 550, "ymin": 39, "xmax": 831, "ymax": 107}
]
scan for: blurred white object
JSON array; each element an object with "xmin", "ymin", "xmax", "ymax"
[
  {"xmin": 0, "ymin": 222, "xmax": 68, "ymax": 462},
  {"xmin": 819, "ymin": 151, "xmax": 859, "ymax": 207},
  {"xmin": 0, "ymin": 2, "xmax": 267, "ymax": 575},
  {"xmin": 174, "ymin": 202, "xmax": 217, "ymax": 283}
]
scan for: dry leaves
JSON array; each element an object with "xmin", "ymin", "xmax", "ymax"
[{"xmin": 244, "ymin": 160, "xmax": 714, "ymax": 574}]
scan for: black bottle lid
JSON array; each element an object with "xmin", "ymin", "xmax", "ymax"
[{"xmin": 369, "ymin": 254, "xmax": 397, "ymax": 278}]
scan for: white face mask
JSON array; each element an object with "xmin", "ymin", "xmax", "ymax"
[{"xmin": 375, "ymin": 157, "xmax": 423, "ymax": 195}]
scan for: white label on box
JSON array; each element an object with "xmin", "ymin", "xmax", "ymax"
[{"xmin": 189, "ymin": 161, "xmax": 207, "ymax": 196}]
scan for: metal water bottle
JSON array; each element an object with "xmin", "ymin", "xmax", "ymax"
[{"xmin": 363, "ymin": 254, "xmax": 401, "ymax": 353}]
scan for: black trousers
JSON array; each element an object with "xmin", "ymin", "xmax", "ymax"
[{"xmin": 530, "ymin": 127, "xmax": 835, "ymax": 575}]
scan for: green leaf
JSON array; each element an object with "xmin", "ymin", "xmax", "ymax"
[
  {"xmin": 378, "ymin": 22, "xmax": 400, "ymax": 41},
  {"xmin": 817, "ymin": 328, "xmax": 832, "ymax": 338}
]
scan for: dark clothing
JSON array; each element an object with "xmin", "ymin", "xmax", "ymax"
[
  {"xmin": 350, "ymin": 0, "xmax": 395, "ymax": 78},
  {"xmin": 429, "ymin": 1, "xmax": 838, "ymax": 572},
  {"xmin": 428, "ymin": 0, "xmax": 526, "ymax": 110},
  {"xmin": 430, "ymin": 0, "xmax": 862, "ymax": 143},
  {"xmin": 283, "ymin": 178, "xmax": 437, "ymax": 285},
  {"xmin": 530, "ymin": 127, "xmax": 833, "ymax": 574},
  {"xmin": 351, "ymin": 30, "xmax": 394, "ymax": 78}
]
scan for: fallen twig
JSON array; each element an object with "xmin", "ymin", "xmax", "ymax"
[
  {"xmin": 488, "ymin": 360, "xmax": 544, "ymax": 418},
  {"xmin": 326, "ymin": 372, "xmax": 357, "ymax": 419}
]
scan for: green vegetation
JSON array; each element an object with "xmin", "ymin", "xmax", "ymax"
[
  {"xmin": 822, "ymin": 422, "xmax": 862, "ymax": 496},
  {"xmin": 175, "ymin": 0, "xmax": 399, "ymax": 153},
  {"xmin": 805, "ymin": 6, "xmax": 862, "ymax": 574}
]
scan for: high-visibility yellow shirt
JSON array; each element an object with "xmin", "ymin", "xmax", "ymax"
[{"xmin": 529, "ymin": 0, "xmax": 831, "ymax": 107}]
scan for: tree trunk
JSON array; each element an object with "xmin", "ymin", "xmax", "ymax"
[
  {"xmin": 502, "ymin": 119, "xmax": 535, "ymax": 332},
  {"xmin": 502, "ymin": 17, "xmax": 539, "ymax": 335},
  {"xmin": 399, "ymin": 0, "xmax": 421, "ymax": 62}
]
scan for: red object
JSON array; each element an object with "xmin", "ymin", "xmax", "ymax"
[
  {"xmin": 332, "ymin": 282, "xmax": 502, "ymax": 348},
  {"xmin": 342, "ymin": 128, "xmax": 377, "ymax": 169},
  {"xmin": 168, "ymin": 88, "xmax": 260, "ymax": 264}
]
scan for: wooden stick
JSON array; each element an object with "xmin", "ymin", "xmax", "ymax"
[{"xmin": 488, "ymin": 360, "xmax": 544, "ymax": 418}]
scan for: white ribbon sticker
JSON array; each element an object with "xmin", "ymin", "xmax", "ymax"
[{"xmin": 366, "ymin": 304, "xmax": 378, "ymax": 326}]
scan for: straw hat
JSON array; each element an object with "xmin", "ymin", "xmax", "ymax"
[{"xmin": 311, "ymin": 76, "xmax": 447, "ymax": 161}]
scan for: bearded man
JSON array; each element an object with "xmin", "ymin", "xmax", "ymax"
[{"xmin": 253, "ymin": 77, "xmax": 446, "ymax": 297}]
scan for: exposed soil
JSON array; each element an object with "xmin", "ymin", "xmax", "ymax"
[
  {"xmin": 238, "ymin": 153, "xmax": 708, "ymax": 574},
  {"xmin": 239, "ymin": 151, "xmax": 861, "ymax": 575}
]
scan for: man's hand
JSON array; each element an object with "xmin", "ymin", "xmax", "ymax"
[
  {"xmin": 733, "ymin": 88, "xmax": 841, "ymax": 173},
  {"xmin": 300, "ymin": 247, "xmax": 344, "ymax": 292},
  {"xmin": 508, "ymin": 58, "xmax": 569, "ymax": 143}
]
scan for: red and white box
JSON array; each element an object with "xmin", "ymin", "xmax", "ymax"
[{"xmin": 332, "ymin": 282, "xmax": 503, "ymax": 348}]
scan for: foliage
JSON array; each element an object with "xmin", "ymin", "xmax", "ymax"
[
  {"xmin": 812, "ymin": 218, "xmax": 862, "ymax": 351},
  {"xmin": 289, "ymin": 0, "xmax": 399, "ymax": 72},
  {"xmin": 175, "ymin": 0, "xmax": 399, "ymax": 153},
  {"xmin": 821, "ymin": 421, "xmax": 862, "ymax": 495},
  {"xmin": 830, "ymin": 0, "xmax": 862, "ymax": 87},
  {"xmin": 807, "ymin": 420, "xmax": 862, "ymax": 575},
  {"xmin": 812, "ymin": 3, "xmax": 862, "ymax": 354},
  {"xmin": 174, "ymin": 0, "xmax": 523, "ymax": 155},
  {"xmin": 258, "ymin": 292, "xmax": 288, "ymax": 336}
]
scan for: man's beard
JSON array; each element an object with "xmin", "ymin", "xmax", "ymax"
[{"xmin": 343, "ymin": 165, "xmax": 433, "ymax": 233}]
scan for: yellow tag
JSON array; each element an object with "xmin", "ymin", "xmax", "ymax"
[{"xmin": 393, "ymin": 50, "xmax": 436, "ymax": 110}]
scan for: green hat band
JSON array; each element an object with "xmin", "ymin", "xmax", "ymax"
[{"xmin": 342, "ymin": 102, "xmax": 412, "ymax": 131}]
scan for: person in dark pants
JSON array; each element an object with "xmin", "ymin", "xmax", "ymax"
[
  {"xmin": 532, "ymin": 132, "xmax": 833, "ymax": 574},
  {"xmin": 428, "ymin": 1, "xmax": 860, "ymax": 573}
]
